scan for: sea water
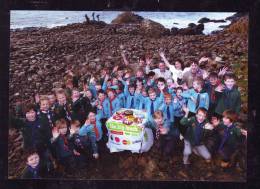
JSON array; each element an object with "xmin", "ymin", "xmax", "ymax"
[{"xmin": 10, "ymin": 11, "xmax": 235, "ymax": 34}]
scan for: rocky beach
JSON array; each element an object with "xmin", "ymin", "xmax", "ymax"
[{"xmin": 8, "ymin": 12, "xmax": 248, "ymax": 180}]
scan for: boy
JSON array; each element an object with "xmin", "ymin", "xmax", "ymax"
[
  {"xmin": 68, "ymin": 120, "xmax": 98, "ymax": 166},
  {"xmin": 71, "ymin": 88, "xmax": 92, "ymax": 125},
  {"xmin": 107, "ymin": 89, "xmax": 121, "ymax": 116},
  {"xmin": 53, "ymin": 89, "xmax": 72, "ymax": 123},
  {"xmin": 48, "ymin": 92, "xmax": 57, "ymax": 111},
  {"xmin": 181, "ymin": 77, "xmax": 209, "ymax": 117},
  {"xmin": 79, "ymin": 111, "xmax": 102, "ymax": 159},
  {"xmin": 51, "ymin": 119, "xmax": 76, "ymax": 172},
  {"xmin": 180, "ymin": 107, "xmax": 212, "ymax": 167},
  {"xmin": 212, "ymin": 110, "xmax": 247, "ymax": 168},
  {"xmin": 143, "ymin": 87, "xmax": 163, "ymax": 121},
  {"xmin": 147, "ymin": 111, "xmax": 176, "ymax": 157},
  {"xmin": 21, "ymin": 149, "xmax": 47, "ymax": 179},
  {"xmin": 119, "ymin": 77, "xmax": 140, "ymax": 109},
  {"xmin": 204, "ymin": 72, "xmax": 220, "ymax": 119},
  {"xmin": 215, "ymin": 73, "xmax": 241, "ymax": 116},
  {"xmin": 138, "ymin": 88, "xmax": 148, "ymax": 110},
  {"xmin": 173, "ymin": 87, "xmax": 187, "ymax": 136}
]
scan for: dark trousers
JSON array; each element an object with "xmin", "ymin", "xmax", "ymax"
[
  {"xmin": 101, "ymin": 118, "xmax": 108, "ymax": 136},
  {"xmin": 156, "ymin": 135, "xmax": 177, "ymax": 157},
  {"xmin": 175, "ymin": 116, "xmax": 187, "ymax": 136}
]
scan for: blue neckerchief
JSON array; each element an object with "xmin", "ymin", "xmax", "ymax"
[
  {"xmin": 218, "ymin": 124, "xmax": 236, "ymax": 151},
  {"xmin": 194, "ymin": 120, "xmax": 204, "ymax": 145},
  {"xmin": 28, "ymin": 165, "xmax": 40, "ymax": 178}
]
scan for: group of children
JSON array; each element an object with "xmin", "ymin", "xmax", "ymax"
[{"xmin": 10, "ymin": 50, "xmax": 247, "ymax": 178}]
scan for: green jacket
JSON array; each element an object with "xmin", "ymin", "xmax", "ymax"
[
  {"xmin": 215, "ymin": 87, "xmax": 241, "ymax": 115},
  {"xmin": 180, "ymin": 116, "xmax": 208, "ymax": 146},
  {"xmin": 216, "ymin": 123, "xmax": 242, "ymax": 148}
]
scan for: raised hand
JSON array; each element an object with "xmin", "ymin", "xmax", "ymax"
[
  {"xmin": 73, "ymin": 149, "xmax": 81, "ymax": 156},
  {"xmin": 215, "ymin": 84, "xmax": 224, "ymax": 92},
  {"xmin": 218, "ymin": 66, "xmax": 228, "ymax": 77},
  {"xmin": 173, "ymin": 97, "xmax": 178, "ymax": 103},
  {"xmin": 199, "ymin": 57, "xmax": 209, "ymax": 64},
  {"xmin": 69, "ymin": 125, "xmax": 76, "ymax": 135},
  {"xmin": 93, "ymin": 153, "xmax": 99, "ymax": 159},
  {"xmin": 145, "ymin": 56, "xmax": 152, "ymax": 65},
  {"xmin": 204, "ymin": 123, "xmax": 214, "ymax": 130},
  {"xmin": 159, "ymin": 51, "xmax": 165, "ymax": 58},
  {"xmin": 52, "ymin": 127, "xmax": 60, "ymax": 139},
  {"xmin": 112, "ymin": 65, "xmax": 119, "ymax": 73},
  {"xmin": 35, "ymin": 93, "xmax": 40, "ymax": 104},
  {"xmin": 85, "ymin": 119, "xmax": 91, "ymax": 126},
  {"xmin": 241, "ymin": 129, "xmax": 247, "ymax": 138},
  {"xmin": 182, "ymin": 105, "xmax": 189, "ymax": 115},
  {"xmin": 202, "ymin": 71, "xmax": 209, "ymax": 80}
]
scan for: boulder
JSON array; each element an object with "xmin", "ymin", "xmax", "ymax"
[{"xmin": 111, "ymin": 11, "xmax": 144, "ymax": 24}]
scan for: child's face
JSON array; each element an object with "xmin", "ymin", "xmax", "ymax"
[
  {"xmin": 136, "ymin": 71, "xmax": 143, "ymax": 78},
  {"xmin": 154, "ymin": 117, "xmax": 163, "ymax": 125},
  {"xmin": 59, "ymin": 126, "xmax": 67, "ymax": 135},
  {"xmin": 176, "ymin": 89, "xmax": 182, "ymax": 97},
  {"xmin": 95, "ymin": 84, "xmax": 101, "ymax": 91},
  {"xmin": 149, "ymin": 92, "xmax": 157, "ymax": 101},
  {"xmin": 193, "ymin": 81, "xmax": 201, "ymax": 90},
  {"xmin": 112, "ymin": 78, "xmax": 118, "ymax": 85},
  {"xmin": 139, "ymin": 59, "xmax": 145, "ymax": 66},
  {"xmin": 71, "ymin": 125, "xmax": 80, "ymax": 133},
  {"xmin": 72, "ymin": 90, "xmax": 80, "ymax": 100},
  {"xmin": 26, "ymin": 110, "xmax": 36, "ymax": 122},
  {"xmin": 118, "ymin": 70, "xmax": 124, "ymax": 77},
  {"xmin": 142, "ymin": 90, "xmax": 148, "ymax": 97},
  {"xmin": 27, "ymin": 153, "xmax": 40, "ymax": 168},
  {"xmin": 88, "ymin": 112, "xmax": 96, "ymax": 122},
  {"xmin": 136, "ymin": 80, "xmax": 143, "ymax": 87},
  {"xmin": 48, "ymin": 95, "xmax": 56, "ymax": 105},
  {"xmin": 165, "ymin": 97, "xmax": 172, "ymax": 105},
  {"xmin": 175, "ymin": 61, "xmax": 182, "ymax": 70},
  {"xmin": 129, "ymin": 87, "xmax": 135, "ymax": 95},
  {"xmin": 223, "ymin": 117, "xmax": 232, "ymax": 126},
  {"xmin": 57, "ymin": 93, "xmax": 66, "ymax": 105},
  {"xmin": 196, "ymin": 111, "xmax": 206, "ymax": 123},
  {"xmin": 98, "ymin": 93, "xmax": 105, "ymax": 101},
  {"xmin": 166, "ymin": 79, "xmax": 173, "ymax": 88},
  {"xmin": 40, "ymin": 100, "xmax": 50, "ymax": 112},
  {"xmin": 209, "ymin": 77, "xmax": 218, "ymax": 86},
  {"xmin": 108, "ymin": 91, "xmax": 115, "ymax": 99},
  {"xmin": 224, "ymin": 78, "xmax": 235, "ymax": 89},
  {"xmin": 86, "ymin": 90, "xmax": 92, "ymax": 99},
  {"xmin": 157, "ymin": 81, "xmax": 165, "ymax": 90}
]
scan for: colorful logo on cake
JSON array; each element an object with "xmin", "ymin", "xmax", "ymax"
[{"xmin": 122, "ymin": 140, "xmax": 131, "ymax": 145}]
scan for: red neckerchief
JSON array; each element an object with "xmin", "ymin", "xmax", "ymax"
[
  {"xmin": 109, "ymin": 97, "xmax": 116, "ymax": 113},
  {"xmin": 61, "ymin": 134, "xmax": 69, "ymax": 151},
  {"xmin": 91, "ymin": 121, "xmax": 100, "ymax": 139}
]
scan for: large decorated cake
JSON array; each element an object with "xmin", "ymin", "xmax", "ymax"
[{"xmin": 106, "ymin": 108, "xmax": 154, "ymax": 153}]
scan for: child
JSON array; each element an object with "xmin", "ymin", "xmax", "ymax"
[
  {"xmin": 146, "ymin": 71, "xmax": 157, "ymax": 89},
  {"xmin": 143, "ymin": 87, "xmax": 163, "ymax": 120},
  {"xmin": 48, "ymin": 92, "xmax": 57, "ymax": 111},
  {"xmin": 53, "ymin": 89, "xmax": 72, "ymax": 123},
  {"xmin": 147, "ymin": 111, "xmax": 176, "ymax": 157},
  {"xmin": 79, "ymin": 111, "xmax": 102, "ymax": 159},
  {"xmin": 107, "ymin": 89, "xmax": 121, "ymax": 116},
  {"xmin": 156, "ymin": 77, "xmax": 168, "ymax": 95},
  {"xmin": 181, "ymin": 77, "xmax": 209, "ymax": 117},
  {"xmin": 71, "ymin": 88, "xmax": 92, "ymax": 125},
  {"xmin": 115, "ymin": 84, "xmax": 126, "ymax": 108},
  {"xmin": 173, "ymin": 87, "xmax": 187, "ymax": 136},
  {"xmin": 51, "ymin": 119, "xmax": 76, "ymax": 172},
  {"xmin": 215, "ymin": 73, "xmax": 241, "ymax": 116},
  {"xmin": 159, "ymin": 93, "xmax": 175, "ymax": 125},
  {"xmin": 21, "ymin": 149, "xmax": 46, "ymax": 179},
  {"xmin": 204, "ymin": 72, "xmax": 221, "ymax": 119},
  {"xmin": 138, "ymin": 87, "xmax": 148, "ymax": 110},
  {"xmin": 68, "ymin": 120, "xmax": 98, "ymax": 166},
  {"xmin": 83, "ymin": 89, "xmax": 97, "ymax": 109},
  {"xmin": 10, "ymin": 104, "xmax": 49, "ymax": 153},
  {"xmin": 180, "ymin": 107, "xmax": 212, "ymax": 167},
  {"xmin": 119, "ymin": 77, "xmax": 140, "ymax": 109},
  {"xmin": 212, "ymin": 110, "xmax": 247, "ymax": 168}
]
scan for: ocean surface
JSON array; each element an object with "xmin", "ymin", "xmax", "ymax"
[{"xmin": 10, "ymin": 11, "xmax": 235, "ymax": 34}]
